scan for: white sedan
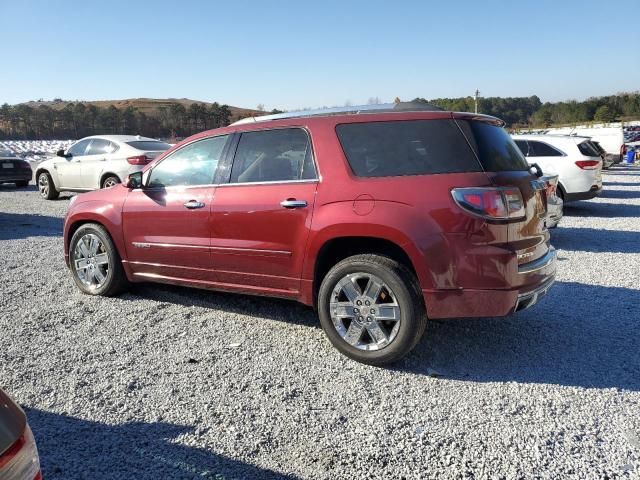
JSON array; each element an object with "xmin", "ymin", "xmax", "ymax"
[{"xmin": 35, "ymin": 135, "xmax": 171, "ymax": 200}]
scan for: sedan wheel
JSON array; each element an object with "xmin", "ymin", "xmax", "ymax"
[
  {"xmin": 38, "ymin": 172, "xmax": 59, "ymax": 200},
  {"xmin": 102, "ymin": 176, "xmax": 120, "ymax": 188}
]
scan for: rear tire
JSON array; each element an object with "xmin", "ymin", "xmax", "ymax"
[
  {"xmin": 69, "ymin": 223, "xmax": 129, "ymax": 296},
  {"xmin": 318, "ymin": 254, "xmax": 427, "ymax": 366},
  {"xmin": 37, "ymin": 172, "xmax": 59, "ymax": 200},
  {"xmin": 101, "ymin": 175, "xmax": 120, "ymax": 189}
]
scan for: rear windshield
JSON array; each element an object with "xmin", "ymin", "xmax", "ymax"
[
  {"xmin": 457, "ymin": 120, "xmax": 530, "ymax": 171},
  {"xmin": 336, "ymin": 119, "xmax": 481, "ymax": 177},
  {"xmin": 126, "ymin": 141, "xmax": 171, "ymax": 151}
]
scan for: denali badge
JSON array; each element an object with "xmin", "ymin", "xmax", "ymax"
[
  {"xmin": 517, "ymin": 251, "xmax": 534, "ymax": 260},
  {"xmin": 132, "ymin": 242, "xmax": 151, "ymax": 249}
]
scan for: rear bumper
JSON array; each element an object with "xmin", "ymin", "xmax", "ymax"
[
  {"xmin": 565, "ymin": 185, "xmax": 602, "ymax": 202},
  {"xmin": 423, "ymin": 248, "xmax": 557, "ymax": 318},
  {"xmin": 0, "ymin": 171, "xmax": 32, "ymax": 183}
]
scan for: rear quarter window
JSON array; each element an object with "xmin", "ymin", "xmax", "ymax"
[
  {"xmin": 336, "ymin": 119, "xmax": 481, "ymax": 177},
  {"xmin": 458, "ymin": 121, "xmax": 530, "ymax": 171}
]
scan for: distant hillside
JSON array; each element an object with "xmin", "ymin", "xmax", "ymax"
[
  {"xmin": 21, "ymin": 97, "xmax": 262, "ymax": 122},
  {"xmin": 1, "ymin": 98, "xmax": 266, "ymax": 140}
]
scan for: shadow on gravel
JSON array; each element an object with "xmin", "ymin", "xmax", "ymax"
[
  {"xmin": 599, "ymin": 189, "xmax": 640, "ymax": 200},
  {"xmin": 550, "ymin": 227, "xmax": 640, "ymax": 253},
  {"xmin": 25, "ymin": 408, "xmax": 298, "ymax": 480},
  {"xmin": 405, "ymin": 281, "xmax": 640, "ymax": 391},
  {"xmin": 603, "ymin": 181, "xmax": 640, "ymax": 187},
  {"xmin": 125, "ymin": 283, "xmax": 319, "ymax": 329},
  {"xmin": 0, "ymin": 183, "xmax": 37, "ymax": 192},
  {"xmin": 0, "ymin": 212, "xmax": 63, "ymax": 240},
  {"xmin": 563, "ymin": 202, "xmax": 640, "ymax": 218}
]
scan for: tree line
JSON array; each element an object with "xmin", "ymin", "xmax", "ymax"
[
  {"xmin": 0, "ymin": 101, "xmax": 234, "ymax": 140},
  {"xmin": 414, "ymin": 92, "xmax": 640, "ymax": 128}
]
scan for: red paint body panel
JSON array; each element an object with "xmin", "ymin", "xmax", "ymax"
[{"xmin": 64, "ymin": 110, "xmax": 556, "ymax": 319}]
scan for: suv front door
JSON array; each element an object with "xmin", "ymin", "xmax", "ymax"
[
  {"xmin": 122, "ymin": 135, "xmax": 229, "ymax": 282},
  {"xmin": 210, "ymin": 128, "xmax": 318, "ymax": 297}
]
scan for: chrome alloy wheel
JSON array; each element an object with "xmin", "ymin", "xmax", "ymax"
[
  {"xmin": 330, "ymin": 272, "xmax": 401, "ymax": 351},
  {"xmin": 73, "ymin": 233, "xmax": 110, "ymax": 289},
  {"xmin": 38, "ymin": 174, "xmax": 49, "ymax": 197}
]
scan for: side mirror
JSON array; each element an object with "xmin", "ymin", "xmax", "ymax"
[
  {"xmin": 125, "ymin": 171, "xmax": 143, "ymax": 189},
  {"xmin": 56, "ymin": 149, "xmax": 67, "ymax": 158}
]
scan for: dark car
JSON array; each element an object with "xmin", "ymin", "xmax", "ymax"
[
  {"xmin": 0, "ymin": 389, "xmax": 41, "ymax": 479},
  {"xmin": 63, "ymin": 103, "xmax": 556, "ymax": 365},
  {"xmin": 0, "ymin": 154, "xmax": 32, "ymax": 187}
]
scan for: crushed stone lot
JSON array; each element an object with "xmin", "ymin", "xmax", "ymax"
[{"xmin": 1, "ymin": 166, "xmax": 639, "ymax": 479}]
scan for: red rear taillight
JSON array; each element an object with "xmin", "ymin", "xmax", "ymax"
[
  {"xmin": 127, "ymin": 155, "xmax": 150, "ymax": 165},
  {"xmin": 0, "ymin": 425, "xmax": 41, "ymax": 480},
  {"xmin": 451, "ymin": 187, "xmax": 525, "ymax": 220},
  {"xmin": 575, "ymin": 160, "xmax": 600, "ymax": 170}
]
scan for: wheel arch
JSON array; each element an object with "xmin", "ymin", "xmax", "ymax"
[{"xmin": 308, "ymin": 234, "xmax": 425, "ymax": 308}]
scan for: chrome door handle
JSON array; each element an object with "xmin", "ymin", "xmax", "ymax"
[
  {"xmin": 184, "ymin": 200, "xmax": 205, "ymax": 209},
  {"xmin": 280, "ymin": 199, "xmax": 307, "ymax": 209}
]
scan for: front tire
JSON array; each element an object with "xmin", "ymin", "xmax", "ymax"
[
  {"xmin": 37, "ymin": 172, "xmax": 59, "ymax": 200},
  {"xmin": 101, "ymin": 175, "xmax": 120, "ymax": 189},
  {"xmin": 318, "ymin": 254, "xmax": 426, "ymax": 366},
  {"xmin": 69, "ymin": 223, "xmax": 129, "ymax": 296}
]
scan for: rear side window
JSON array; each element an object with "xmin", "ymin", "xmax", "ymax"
[
  {"xmin": 86, "ymin": 139, "xmax": 116, "ymax": 155},
  {"xmin": 230, "ymin": 128, "xmax": 316, "ymax": 183},
  {"xmin": 527, "ymin": 141, "xmax": 564, "ymax": 157},
  {"xmin": 126, "ymin": 141, "xmax": 171, "ymax": 151},
  {"xmin": 514, "ymin": 140, "xmax": 529, "ymax": 156},
  {"xmin": 336, "ymin": 119, "xmax": 481, "ymax": 177},
  {"xmin": 458, "ymin": 121, "xmax": 529, "ymax": 171}
]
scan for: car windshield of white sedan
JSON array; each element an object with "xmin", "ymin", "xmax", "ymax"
[{"xmin": 147, "ymin": 136, "xmax": 228, "ymax": 187}]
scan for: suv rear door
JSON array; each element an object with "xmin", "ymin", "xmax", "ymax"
[{"xmin": 209, "ymin": 127, "xmax": 318, "ymax": 297}]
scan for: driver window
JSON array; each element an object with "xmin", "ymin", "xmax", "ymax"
[
  {"xmin": 67, "ymin": 139, "xmax": 91, "ymax": 156},
  {"xmin": 147, "ymin": 135, "xmax": 228, "ymax": 188}
]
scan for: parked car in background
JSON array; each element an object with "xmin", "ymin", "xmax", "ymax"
[
  {"xmin": 541, "ymin": 174, "xmax": 563, "ymax": 228},
  {"xmin": 546, "ymin": 126, "xmax": 625, "ymax": 165},
  {"xmin": 35, "ymin": 135, "xmax": 171, "ymax": 199},
  {"xmin": 0, "ymin": 388, "xmax": 41, "ymax": 480},
  {"xmin": 512, "ymin": 134, "xmax": 603, "ymax": 202},
  {"xmin": 0, "ymin": 152, "xmax": 32, "ymax": 187},
  {"xmin": 63, "ymin": 103, "xmax": 556, "ymax": 365},
  {"xmin": 590, "ymin": 140, "xmax": 613, "ymax": 169}
]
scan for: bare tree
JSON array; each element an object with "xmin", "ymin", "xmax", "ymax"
[{"xmin": 256, "ymin": 103, "xmax": 265, "ymax": 112}]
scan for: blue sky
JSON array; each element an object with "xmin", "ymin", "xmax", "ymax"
[{"xmin": 1, "ymin": 0, "xmax": 638, "ymax": 110}]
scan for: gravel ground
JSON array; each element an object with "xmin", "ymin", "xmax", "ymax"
[{"xmin": 1, "ymin": 166, "xmax": 639, "ymax": 479}]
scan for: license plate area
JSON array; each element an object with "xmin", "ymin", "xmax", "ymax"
[{"xmin": 2, "ymin": 163, "xmax": 13, "ymax": 169}]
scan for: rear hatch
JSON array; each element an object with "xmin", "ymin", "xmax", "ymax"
[{"xmin": 455, "ymin": 117, "xmax": 550, "ymax": 265}]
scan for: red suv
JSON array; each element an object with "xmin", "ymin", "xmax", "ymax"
[{"xmin": 63, "ymin": 104, "xmax": 556, "ymax": 365}]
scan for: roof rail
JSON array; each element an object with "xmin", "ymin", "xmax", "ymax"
[{"xmin": 231, "ymin": 101, "xmax": 443, "ymax": 125}]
